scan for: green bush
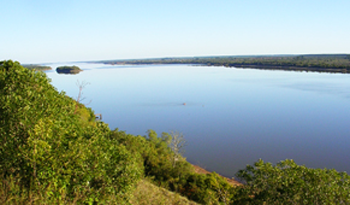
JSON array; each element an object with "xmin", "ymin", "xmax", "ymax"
[
  {"xmin": 235, "ymin": 159, "xmax": 350, "ymax": 204},
  {"xmin": 175, "ymin": 172, "xmax": 237, "ymax": 205},
  {"xmin": 111, "ymin": 129, "xmax": 193, "ymax": 184}
]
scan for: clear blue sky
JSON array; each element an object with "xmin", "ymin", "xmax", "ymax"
[{"xmin": 1, "ymin": 0, "xmax": 350, "ymax": 64}]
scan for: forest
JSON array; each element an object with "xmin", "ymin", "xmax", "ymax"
[
  {"xmin": 1, "ymin": 60, "xmax": 350, "ymax": 204},
  {"xmin": 99, "ymin": 54, "xmax": 350, "ymax": 73}
]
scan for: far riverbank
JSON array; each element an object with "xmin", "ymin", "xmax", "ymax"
[{"xmin": 96, "ymin": 54, "xmax": 350, "ymax": 74}]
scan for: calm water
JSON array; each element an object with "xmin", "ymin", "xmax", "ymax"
[{"xmin": 44, "ymin": 63, "xmax": 350, "ymax": 177}]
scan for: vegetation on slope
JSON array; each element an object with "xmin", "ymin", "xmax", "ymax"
[
  {"xmin": 1, "ymin": 60, "xmax": 350, "ymax": 204},
  {"xmin": 0, "ymin": 60, "xmax": 142, "ymax": 204},
  {"xmin": 111, "ymin": 129, "xmax": 239, "ymax": 204}
]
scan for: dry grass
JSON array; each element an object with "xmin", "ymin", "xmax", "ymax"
[{"xmin": 130, "ymin": 179, "xmax": 199, "ymax": 205}]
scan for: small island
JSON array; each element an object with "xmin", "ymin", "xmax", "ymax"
[{"xmin": 56, "ymin": 65, "xmax": 82, "ymax": 74}]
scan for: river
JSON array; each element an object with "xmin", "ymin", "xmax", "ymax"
[{"xmin": 44, "ymin": 63, "xmax": 350, "ymax": 177}]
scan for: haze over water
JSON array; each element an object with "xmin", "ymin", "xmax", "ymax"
[{"xmin": 45, "ymin": 63, "xmax": 350, "ymax": 177}]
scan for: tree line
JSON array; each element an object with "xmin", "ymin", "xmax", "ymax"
[{"xmin": 100, "ymin": 54, "xmax": 350, "ymax": 73}]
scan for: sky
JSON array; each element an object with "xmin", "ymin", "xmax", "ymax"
[{"xmin": 1, "ymin": 0, "xmax": 350, "ymax": 64}]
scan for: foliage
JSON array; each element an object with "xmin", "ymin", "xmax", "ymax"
[
  {"xmin": 0, "ymin": 60, "xmax": 142, "ymax": 204},
  {"xmin": 110, "ymin": 129, "xmax": 193, "ymax": 184},
  {"xmin": 234, "ymin": 159, "xmax": 350, "ymax": 204},
  {"xmin": 111, "ymin": 129, "xmax": 238, "ymax": 205},
  {"xmin": 175, "ymin": 172, "xmax": 238, "ymax": 205}
]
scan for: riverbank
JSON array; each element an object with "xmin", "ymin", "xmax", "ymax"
[
  {"xmin": 192, "ymin": 165, "xmax": 241, "ymax": 186},
  {"xmin": 225, "ymin": 64, "xmax": 350, "ymax": 73}
]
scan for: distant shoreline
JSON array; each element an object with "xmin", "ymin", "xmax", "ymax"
[
  {"xmin": 221, "ymin": 64, "xmax": 350, "ymax": 73},
  {"xmin": 100, "ymin": 62, "xmax": 350, "ymax": 74},
  {"xmin": 97, "ymin": 54, "xmax": 350, "ymax": 74}
]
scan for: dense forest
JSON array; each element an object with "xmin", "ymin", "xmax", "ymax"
[
  {"xmin": 1, "ymin": 60, "xmax": 350, "ymax": 204},
  {"xmin": 99, "ymin": 54, "xmax": 350, "ymax": 73}
]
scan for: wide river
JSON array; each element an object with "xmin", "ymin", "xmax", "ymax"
[{"xmin": 44, "ymin": 63, "xmax": 350, "ymax": 177}]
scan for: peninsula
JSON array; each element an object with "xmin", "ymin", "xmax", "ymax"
[{"xmin": 23, "ymin": 64, "xmax": 52, "ymax": 71}]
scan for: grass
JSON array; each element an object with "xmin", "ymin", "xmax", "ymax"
[
  {"xmin": 0, "ymin": 177, "xmax": 199, "ymax": 205},
  {"xmin": 130, "ymin": 179, "xmax": 199, "ymax": 205}
]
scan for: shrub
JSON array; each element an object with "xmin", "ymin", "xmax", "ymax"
[{"xmin": 235, "ymin": 159, "xmax": 350, "ymax": 204}]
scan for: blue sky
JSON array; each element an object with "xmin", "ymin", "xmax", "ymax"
[{"xmin": 1, "ymin": 0, "xmax": 349, "ymax": 64}]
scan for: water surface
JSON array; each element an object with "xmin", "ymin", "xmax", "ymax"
[{"xmin": 45, "ymin": 63, "xmax": 350, "ymax": 177}]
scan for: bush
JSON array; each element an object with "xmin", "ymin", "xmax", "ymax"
[
  {"xmin": 176, "ymin": 172, "xmax": 237, "ymax": 205},
  {"xmin": 235, "ymin": 159, "xmax": 350, "ymax": 204},
  {"xmin": 111, "ymin": 129, "xmax": 193, "ymax": 184}
]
